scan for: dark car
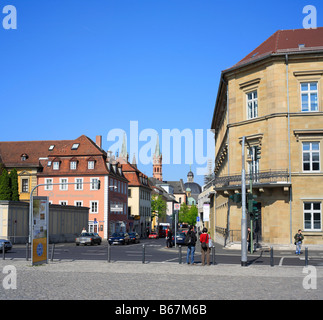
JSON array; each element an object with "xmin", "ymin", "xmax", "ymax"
[
  {"xmin": 172, "ymin": 232, "xmax": 187, "ymax": 246},
  {"xmin": 75, "ymin": 232, "xmax": 102, "ymax": 246},
  {"xmin": 128, "ymin": 232, "xmax": 140, "ymax": 244},
  {"xmin": 108, "ymin": 232, "xmax": 130, "ymax": 245},
  {"xmin": 0, "ymin": 239, "xmax": 12, "ymax": 252}
]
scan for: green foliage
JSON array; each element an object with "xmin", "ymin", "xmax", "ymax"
[
  {"xmin": 0, "ymin": 169, "xmax": 12, "ymax": 200},
  {"xmin": 179, "ymin": 203, "xmax": 198, "ymax": 226},
  {"xmin": 151, "ymin": 194, "xmax": 167, "ymax": 220},
  {"xmin": 9, "ymin": 169, "xmax": 19, "ymax": 201}
]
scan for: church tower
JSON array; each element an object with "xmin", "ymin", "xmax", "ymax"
[{"xmin": 153, "ymin": 135, "xmax": 162, "ymax": 181}]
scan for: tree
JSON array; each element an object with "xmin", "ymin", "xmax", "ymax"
[
  {"xmin": 0, "ymin": 169, "xmax": 12, "ymax": 200},
  {"xmin": 151, "ymin": 194, "xmax": 167, "ymax": 222},
  {"xmin": 179, "ymin": 203, "xmax": 198, "ymax": 226},
  {"xmin": 9, "ymin": 169, "xmax": 19, "ymax": 201}
]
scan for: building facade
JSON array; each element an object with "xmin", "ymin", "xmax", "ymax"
[
  {"xmin": 37, "ymin": 135, "xmax": 129, "ymax": 239},
  {"xmin": 211, "ymin": 28, "xmax": 323, "ymax": 245}
]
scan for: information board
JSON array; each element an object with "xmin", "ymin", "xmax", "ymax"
[{"xmin": 32, "ymin": 196, "xmax": 49, "ymax": 266}]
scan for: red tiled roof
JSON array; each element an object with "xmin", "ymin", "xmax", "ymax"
[
  {"xmin": 121, "ymin": 162, "xmax": 151, "ymax": 189},
  {"xmin": 231, "ymin": 27, "xmax": 323, "ymax": 69}
]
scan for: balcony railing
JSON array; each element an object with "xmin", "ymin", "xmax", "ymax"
[{"xmin": 205, "ymin": 169, "xmax": 290, "ymax": 190}]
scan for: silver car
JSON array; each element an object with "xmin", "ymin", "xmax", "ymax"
[
  {"xmin": 75, "ymin": 233, "xmax": 102, "ymax": 246},
  {"xmin": 0, "ymin": 239, "xmax": 12, "ymax": 252}
]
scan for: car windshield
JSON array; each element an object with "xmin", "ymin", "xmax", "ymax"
[
  {"xmin": 112, "ymin": 233, "xmax": 125, "ymax": 237},
  {"xmin": 128, "ymin": 232, "xmax": 135, "ymax": 236},
  {"xmin": 80, "ymin": 233, "xmax": 91, "ymax": 237}
]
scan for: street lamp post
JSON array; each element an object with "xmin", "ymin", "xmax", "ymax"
[{"xmin": 241, "ymin": 136, "xmax": 248, "ymax": 266}]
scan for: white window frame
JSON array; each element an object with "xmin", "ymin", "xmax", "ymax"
[
  {"xmin": 45, "ymin": 178, "xmax": 53, "ymax": 191},
  {"xmin": 246, "ymin": 90, "xmax": 258, "ymax": 119},
  {"xmin": 21, "ymin": 178, "xmax": 29, "ymax": 193},
  {"xmin": 59, "ymin": 201, "xmax": 68, "ymax": 206},
  {"xmin": 74, "ymin": 201, "xmax": 83, "ymax": 207},
  {"xmin": 301, "ymin": 82, "xmax": 319, "ymax": 112},
  {"xmin": 88, "ymin": 161, "xmax": 95, "ymax": 169},
  {"xmin": 90, "ymin": 201, "xmax": 99, "ymax": 213},
  {"xmin": 90, "ymin": 178, "xmax": 99, "ymax": 190},
  {"xmin": 304, "ymin": 202, "xmax": 322, "ymax": 231},
  {"xmin": 53, "ymin": 161, "xmax": 60, "ymax": 170},
  {"xmin": 59, "ymin": 178, "xmax": 68, "ymax": 191},
  {"xmin": 75, "ymin": 178, "xmax": 83, "ymax": 190},
  {"xmin": 70, "ymin": 161, "xmax": 77, "ymax": 170},
  {"xmin": 302, "ymin": 142, "xmax": 320, "ymax": 172}
]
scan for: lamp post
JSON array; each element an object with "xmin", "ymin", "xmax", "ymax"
[{"xmin": 241, "ymin": 136, "xmax": 248, "ymax": 266}]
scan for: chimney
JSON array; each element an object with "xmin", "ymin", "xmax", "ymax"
[{"xmin": 96, "ymin": 135, "xmax": 102, "ymax": 149}]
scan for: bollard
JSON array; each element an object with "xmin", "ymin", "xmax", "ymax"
[
  {"xmin": 212, "ymin": 246, "xmax": 216, "ymax": 265},
  {"xmin": 305, "ymin": 247, "xmax": 308, "ymax": 267},
  {"xmin": 107, "ymin": 242, "xmax": 111, "ymax": 263},
  {"xmin": 50, "ymin": 243, "xmax": 55, "ymax": 262},
  {"xmin": 142, "ymin": 244, "xmax": 145, "ymax": 264},
  {"xmin": 26, "ymin": 242, "xmax": 29, "ymax": 261},
  {"xmin": 270, "ymin": 246, "xmax": 274, "ymax": 267},
  {"xmin": 2, "ymin": 245, "xmax": 5, "ymax": 260},
  {"xmin": 179, "ymin": 245, "xmax": 182, "ymax": 264}
]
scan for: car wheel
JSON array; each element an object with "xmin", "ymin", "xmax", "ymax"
[{"xmin": 76, "ymin": 243, "xmax": 79, "ymax": 246}]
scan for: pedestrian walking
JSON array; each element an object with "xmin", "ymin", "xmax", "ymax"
[
  {"xmin": 185, "ymin": 226, "xmax": 197, "ymax": 265},
  {"xmin": 167, "ymin": 229, "xmax": 173, "ymax": 248},
  {"xmin": 200, "ymin": 227, "xmax": 211, "ymax": 266},
  {"xmin": 294, "ymin": 229, "xmax": 304, "ymax": 255}
]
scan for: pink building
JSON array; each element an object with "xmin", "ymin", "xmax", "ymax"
[{"xmin": 37, "ymin": 135, "xmax": 129, "ymax": 239}]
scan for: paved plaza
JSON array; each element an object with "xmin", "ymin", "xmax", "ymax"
[{"xmin": 0, "ymin": 259, "xmax": 322, "ymax": 300}]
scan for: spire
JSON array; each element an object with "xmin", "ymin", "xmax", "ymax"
[
  {"xmin": 154, "ymin": 135, "xmax": 161, "ymax": 157},
  {"xmin": 120, "ymin": 133, "xmax": 127, "ymax": 159},
  {"xmin": 132, "ymin": 153, "xmax": 137, "ymax": 168}
]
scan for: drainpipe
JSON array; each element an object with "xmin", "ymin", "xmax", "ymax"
[{"xmin": 285, "ymin": 54, "xmax": 293, "ymax": 244}]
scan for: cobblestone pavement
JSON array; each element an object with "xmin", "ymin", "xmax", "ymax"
[{"xmin": 0, "ymin": 259, "xmax": 322, "ymax": 300}]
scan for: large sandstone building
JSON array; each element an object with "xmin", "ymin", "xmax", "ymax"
[{"xmin": 209, "ymin": 28, "xmax": 323, "ymax": 245}]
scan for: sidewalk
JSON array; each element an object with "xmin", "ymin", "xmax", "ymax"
[{"xmin": 1, "ymin": 257, "xmax": 322, "ymax": 300}]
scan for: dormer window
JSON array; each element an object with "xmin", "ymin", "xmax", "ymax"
[
  {"xmin": 21, "ymin": 154, "xmax": 28, "ymax": 161},
  {"xmin": 88, "ymin": 161, "xmax": 95, "ymax": 170},
  {"xmin": 53, "ymin": 161, "xmax": 60, "ymax": 170},
  {"xmin": 71, "ymin": 143, "xmax": 79, "ymax": 150},
  {"xmin": 48, "ymin": 145, "xmax": 55, "ymax": 151},
  {"xmin": 70, "ymin": 161, "xmax": 77, "ymax": 170}
]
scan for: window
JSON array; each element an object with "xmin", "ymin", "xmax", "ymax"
[
  {"xmin": 48, "ymin": 145, "xmax": 55, "ymax": 151},
  {"xmin": 90, "ymin": 178, "xmax": 99, "ymax": 190},
  {"xmin": 303, "ymin": 142, "xmax": 320, "ymax": 172},
  {"xmin": 128, "ymin": 189, "xmax": 131, "ymax": 197},
  {"xmin": 75, "ymin": 178, "xmax": 83, "ymax": 190},
  {"xmin": 59, "ymin": 201, "xmax": 68, "ymax": 206},
  {"xmin": 247, "ymin": 91, "xmax": 258, "ymax": 119},
  {"xmin": 21, "ymin": 179, "xmax": 29, "ymax": 193},
  {"xmin": 304, "ymin": 202, "xmax": 321, "ymax": 231},
  {"xmin": 60, "ymin": 178, "xmax": 68, "ymax": 191},
  {"xmin": 90, "ymin": 201, "xmax": 98, "ymax": 213},
  {"xmin": 70, "ymin": 161, "xmax": 77, "ymax": 170},
  {"xmin": 301, "ymin": 82, "xmax": 318, "ymax": 112},
  {"xmin": 53, "ymin": 161, "xmax": 60, "ymax": 170},
  {"xmin": 71, "ymin": 143, "xmax": 80, "ymax": 150},
  {"xmin": 45, "ymin": 178, "xmax": 53, "ymax": 191},
  {"xmin": 248, "ymin": 146, "xmax": 260, "ymax": 181},
  {"xmin": 88, "ymin": 161, "xmax": 95, "ymax": 169},
  {"xmin": 75, "ymin": 201, "xmax": 83, "ymax": 207}
]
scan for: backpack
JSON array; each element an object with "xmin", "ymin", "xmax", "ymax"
[
  {"xmin": 201, "ymin": 234, "xmax": 208, "ymax": 249},
  {"xmin": 185, "ymin": 233, "xmax": 192, "ymax": 245}
]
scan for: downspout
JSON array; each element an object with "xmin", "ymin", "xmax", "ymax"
[{"xmin": 285, "ymin": 54, "xmax": 293, "ymax": 244}]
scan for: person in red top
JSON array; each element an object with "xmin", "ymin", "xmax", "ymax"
[{"xmin": 200, "ymin": 227, "xmax": 211, "ymax": 266}]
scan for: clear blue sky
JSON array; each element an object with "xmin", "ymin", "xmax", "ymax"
[{"xmin": 1, "ymin": 0, "xmax": 322, "ymax": 186}]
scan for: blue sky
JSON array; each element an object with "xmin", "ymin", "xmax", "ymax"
[{"xmin": 1, "ymin": 0, "xmax": 322, "ymax": 186}]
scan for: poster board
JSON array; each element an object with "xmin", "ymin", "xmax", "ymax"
[{"xmin": 32, "ymin": 196, "xmax": 49, "ymax": 266}]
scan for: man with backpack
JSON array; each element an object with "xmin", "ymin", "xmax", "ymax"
[{"xmin": 185, "ymin": 226, "xmax": 197, "ymax": 265}]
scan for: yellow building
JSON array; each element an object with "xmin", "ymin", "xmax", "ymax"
[{"xmin": 211, "ymin": 28, "xmax": 323, "ymax": 246}]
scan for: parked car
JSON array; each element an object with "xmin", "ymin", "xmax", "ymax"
[
  {"xmin": 172, "ymin": 232, "xmax": 187, "ymax": 246},
  {"xmin": 108, "ymin": 232, "xmax": 130, "ymax": 245},
  {"xmin": 128, "ymin": 232, "xmax": 140, "ymax": 244},
  {"xmin": 148, "ymin": 232, "xmax": 159, "ymax": 239},
  {"xmin": 75, "ymin": 232, "xmax": 102, "ymax": 246},
  {"xmin": 0, "ymin": 239, "xmax": 12, "ymax": 252}
]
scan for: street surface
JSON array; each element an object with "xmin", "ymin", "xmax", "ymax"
[{"xmin": 4, "ymin": 238, "xmax": 323, "ymax": 267}]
